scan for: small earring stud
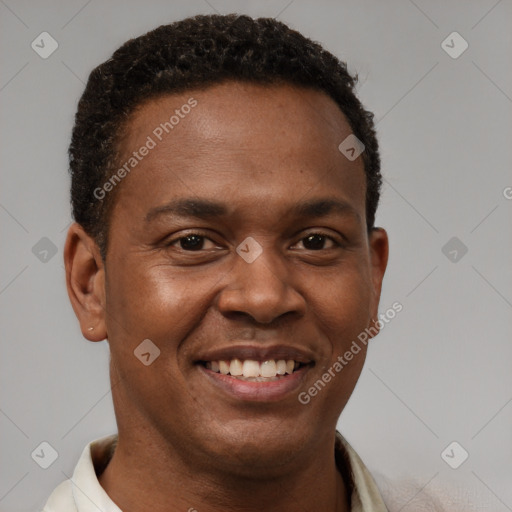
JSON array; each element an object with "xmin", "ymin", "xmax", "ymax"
[{"xmin": 88, "ymin": 327, "xmax": 94, "ymax": 331}]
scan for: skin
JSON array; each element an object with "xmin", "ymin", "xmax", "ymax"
[{"xmin": 64, "ymin": 81, "xmax": 388, "ymax": 512}]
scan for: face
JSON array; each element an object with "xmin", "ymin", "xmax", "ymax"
[{"xmin": 67, "ymin": 81, "xmax": 388, "ymax": 476}]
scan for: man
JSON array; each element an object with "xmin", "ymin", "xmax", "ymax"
[{"xmin": 44, "ymin": 13, "xmax": 389, "ymax": 511}]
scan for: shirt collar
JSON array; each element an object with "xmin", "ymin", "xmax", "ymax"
[
  {"xmin": 70, "ymin": 434, "xmax": 122, "ymax": 512},
  {"xmin": 335, "ymin": 432, "xmax": 389, "ymax": 511},
  {"xmin": 62, "ymin": 432, "xmax": 387, "ymax": 511}
]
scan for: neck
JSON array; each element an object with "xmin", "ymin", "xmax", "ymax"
[{"xmin": 98, "ymin": 430, "xmax": 350, "ymax": 512}]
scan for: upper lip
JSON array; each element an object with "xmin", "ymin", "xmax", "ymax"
[{"xmin": 195, "ymin": 344, "xmax": 315, "ymax": 364}]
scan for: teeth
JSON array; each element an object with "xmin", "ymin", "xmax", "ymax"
[
  {"xmin": 260, "ymin": 360, "xmax": 277, "ymax": 378},
  {"xmin": 242, "ymin": 360, "xmax": 260, "ymax": 377},
  {"xmin": 229, "ymin": 358, "xmax": 243, "ymax": 376},
  {"xmin": 219, "ymin": 360, "xmax": 230, "ymax": 375},
  {"xmin": 206, "ymin": 358, "xmax": 303, "ymax": 378},
  {"xmin": 276, "ymin": 360, "xmax": 287, "ymax": 375}
]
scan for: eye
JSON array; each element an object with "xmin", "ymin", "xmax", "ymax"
[
  {"xmin": 293, "ymin": 232, "xmax": 340, "ymax": 251},
  {"xmin": 168, "ymin": 233, "xmax": 219, "ymax": 251}
]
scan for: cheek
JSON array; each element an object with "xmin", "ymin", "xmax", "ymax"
[
  {"xmin": 311, "ymin": 267, "xmax": 373, "ymax": 410},
  {"xmin": 310, "ymin": 265, "xmax": 373, "ymax": 349},
  {"xmin": 104, "ymin": 264, "xmax": 213, "ymax": 422},
  {"xmin": 106, "ymin": 262, "xmax": 217, "ymax": 343}
]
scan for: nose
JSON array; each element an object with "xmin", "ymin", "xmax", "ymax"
[{"xmin": 216, "ymin": 247, "xmax": 306, "ymax": 325}]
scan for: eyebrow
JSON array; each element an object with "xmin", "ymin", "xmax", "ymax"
[
  {"xmin": 144, "ymin": 197, "xmax": 361, "ymax": 223},
  {"xmin": 292, "ymin": 198, "xmax": 361, "ymax": 222},
  {"xmin": 145, "ymin": 198, "xmax": 228, "ymax": 223}
]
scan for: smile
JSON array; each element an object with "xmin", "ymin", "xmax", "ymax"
[{"xmin": 203, "ymin": 358, "xmax": 304, "ymax": 381}]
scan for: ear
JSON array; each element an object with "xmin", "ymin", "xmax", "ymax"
[
  {"xmin": 368, "ymin": 227, "xmax": 389, "ymax": 335},
  {"xmin": 64, "ymin": 223, "xmax": 107, "ymax": 342}
]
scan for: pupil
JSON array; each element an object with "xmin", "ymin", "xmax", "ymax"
[
  {"xmin": 304, "ymin": 234, "xmax": 324, "ymax": 250},
  {"xmin": 181, "ymin": 235, "xmax": 204, "ymax": 250}
]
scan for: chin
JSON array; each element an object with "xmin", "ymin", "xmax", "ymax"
[{"xmin": 198, "ymin": 419, "xmax": 312, "ymax": 476}]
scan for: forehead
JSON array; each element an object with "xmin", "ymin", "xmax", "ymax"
[
  {"xmin": 124, "ymin": 81, "xmax": 354, "ymax": 154},
  {"xmin": 112, "ymin": 81, "xmax": 366, "ymax": 224}
]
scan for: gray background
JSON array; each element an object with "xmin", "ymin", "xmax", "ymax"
[{"xmin": 1, "ymin": 0, "xmax": 511, "ymax": 510}]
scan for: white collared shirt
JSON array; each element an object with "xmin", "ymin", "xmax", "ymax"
[{"xmin": 43, "ymin": 432, "xmax": 388, "ymax": 511}]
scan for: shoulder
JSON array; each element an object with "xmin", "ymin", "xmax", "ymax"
[
  {"xmin": 373, "ymin": 473, "xmax": 489, "ymax": 512},
  {"xmin": 41, "ymin": 433, "xmax": 118, "ymax": 512},
  {"xmin": 42, "ymin": 479, "xmax": 76, "ymax": 511}
]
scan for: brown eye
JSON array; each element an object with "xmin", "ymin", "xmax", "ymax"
[
  {"xmin": 166, "ymin": 232, "xmax": 219, "ymax": 252},
  {"xmin": 298, "ymin": 233, "xmax": 338, "ymax": 250},
  {"xmin": 178, "ymin": 234, "xmax": 205, "ymax": 251}
]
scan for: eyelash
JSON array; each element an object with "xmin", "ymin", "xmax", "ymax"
[{"xmin": 166, "ymin": 230, "xmax": 342, "ymax": 251}]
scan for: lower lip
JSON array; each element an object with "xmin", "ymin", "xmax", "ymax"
[{"xmin": 197, "ymin": 365, "xmax": 310, "ymax": 402}]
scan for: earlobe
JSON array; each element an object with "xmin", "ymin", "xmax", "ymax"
[{"xmin": 64, "ymin": 223, "xmax": 107, "ymax": 342}]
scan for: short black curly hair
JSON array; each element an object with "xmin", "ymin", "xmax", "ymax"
[{"xmin": 70, "ymin": 13, "xmax": 381, "ymax": 260}]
